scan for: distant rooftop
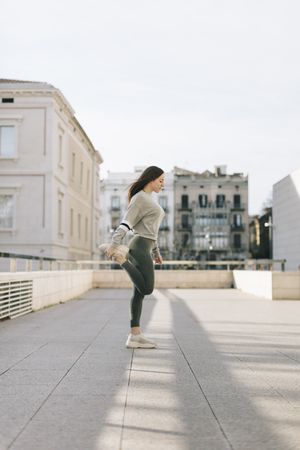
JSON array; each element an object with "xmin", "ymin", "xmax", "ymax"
[{"xmin": 173, "ymin": 165, "xmax": 246, "ymax": 179}]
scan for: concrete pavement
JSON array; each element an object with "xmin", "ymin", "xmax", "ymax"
[{"xmin": 1, "ymin": 288, "xmax": 300, "ymax": 450}]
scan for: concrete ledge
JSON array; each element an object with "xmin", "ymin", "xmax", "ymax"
[
  {"xmin": 233, "ymin": 270, "xmax": 300, "ymax": 300},
  {"xmin": 0, "ymin": 270, "xmax": 94, "ymax": 311},
  {"xmin": 272, "ymin": 272, "xmax": 300, "ymax": 300},
  {"xmin": 233, "ymin": 270, "xmax": 273, "ymax": 299},
  {"xmin": 93, "ymin": 269, "xmax": 233, "ymax": 289}
]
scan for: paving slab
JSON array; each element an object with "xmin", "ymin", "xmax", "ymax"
[{"xmin": 1, "ymin": 287, "xmax": 300, "ymax": 449}]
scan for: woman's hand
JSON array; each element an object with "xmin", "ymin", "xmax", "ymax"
[
  {"xmin": 106, "ymin": 245, "xmax": 116, "ymax": 258},
  {"xmin": 154, "ymin": 255, "xmax": 163, "ymax": 264}
]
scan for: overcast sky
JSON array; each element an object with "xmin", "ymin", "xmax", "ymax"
[{"xmin": 2, "ymin": 0, "xmax": 300, "ymax": 214}]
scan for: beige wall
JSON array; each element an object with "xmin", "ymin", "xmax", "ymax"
[
  {"xmin": 0, "ymin": 82, "xmax": 102, "ymax": 260},
  {"xmin": 93, "ymin": 270, "xmax": 233, "ymax": 289}
]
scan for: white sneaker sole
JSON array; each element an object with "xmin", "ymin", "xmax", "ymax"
[{"xmin": 126, "ymin": 342, "xmax": 157, "ymax": 349}]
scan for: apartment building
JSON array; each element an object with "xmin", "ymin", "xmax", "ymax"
[
  {"xmin": 0, "ymin": 79, "xmax": 103, "ymax": 260},
  {"xmin": 173, "ymin": 166, "xmax": 249, "ymax": 260},
  {"xmin": 100, "ymin": 168, "xmax": 174, "ymax": 258}
]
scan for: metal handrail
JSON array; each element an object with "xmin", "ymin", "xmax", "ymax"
[
  {"xmin": 0, "ymin": 251, "xmax": 287, "ymax": 272},
  {"xmin": 76, "ymin": 259, "xmax": 286, "ymax": 271}
]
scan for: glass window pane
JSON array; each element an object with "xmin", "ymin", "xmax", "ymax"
[
  {"xmin": 0, "ymin": 126, "xmax": 15, "ymax": 157},
  {"xmin": 111, "ymin": 196, "xmax": 120, "ymax": 209},
  {"xmin": 0, "ymin": 195, "xmax": 14, "ymax": 228}
]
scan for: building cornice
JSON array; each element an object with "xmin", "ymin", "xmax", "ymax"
[{"xmin": 0, "ymin": 81, "xmax": 103, "ymax": 165}]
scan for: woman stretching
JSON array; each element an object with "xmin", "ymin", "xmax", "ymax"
[{"xmin": 100, "ymin": 166, "xmax": 165, "ymax": 349}]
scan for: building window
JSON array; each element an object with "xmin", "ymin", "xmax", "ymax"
[
  {"xmin": 160, "ymin": 216, "xmax": 168, "ymax": 230},
  {"xmin": 195, "ymin": 215, "xmax": 210, "ymax": 226},
  {"xmin": 111, "ymin": 216, "xmax": 119, "ymax": 231},
  {"xmin": 216, "ymin": 194, "xmax": 225, "ymax": 208},
  {"xmin": 0, "ymin": 126, "xmax": 16, "ymax": 158},
  {"xmin": 70, "ymin": 208, "xmax": 74, "ymax": 236},
  {"xmin": 85, "ymin": 217, "xmax": 88, "ymax": 242},
  {"xmin": 86, "ymin": 170, "xmax": 90, "ymax": 193},
  {"xmin": 233, "ymin": 234, "xmax": 241, "ymax": 248},
  {"xmin": 159, "ymin": 196, "xmax": 168, "ymax": 211},
  {"xmin": 80, "ymin": 162, "xmax": 84, "ymax": 185},
  {"xmin": 181, "ymin": 214, "xmax": 189, "ymax": 228},
  {"xmin": 233, "ymin": 214, "xmax": 242, "ymax": 227},
  {"xmin": 159, "ymin": 235, "xmax": 167, "ymax": 249},
  {"xmin": 58, "ymin": 135, "xmax": 63, "ymax": 167},
  {"xmin": 58, "ymin": 199, "xmax": 63, "ymax": 235},
  {"xmin": 0, "ymin": 194, "xmax": 14, "ymax": 229},
  {"xmin": 78, "ymin": 213, "xmax": 81, "ymax": 239},
  {"xmin": 211, "ymin": 234, "xmax": 229, "ymax": 249},
  {"xmin": 233, "ymin": 194, "xmax": 241, "ymax": 208},
  {"xmin": 216, "ymin": 213, "xmax": 227, "ymax": 226},
  {"xmin": 72, "ymin": 153, "xmax": 76, "ymax": 178},
  {"xmin": 182, "ymin": 233, "xmax": 189, "ymax": 246},
  {"xmin": 199, "ymin": 194, "xmax": 208, "ymax": 208},
  {"xmin": 95, "ymin": 218, "xmax": 99, "ymax": 246},
  {"xmin": 181, "ymin": 194, "xmax": 189, "ymax": 208},
  {"xmin": 111, "ymin": 196, "xmax": 120, "ymax": 210}
]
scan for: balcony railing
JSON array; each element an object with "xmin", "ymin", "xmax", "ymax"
[
  {"xmin": 231, "ymin": 203, "xmax": 246, "ymax": 211},
  {"xmin": 231, "ymin": 224, "xmax": 245, "ymax": 231},
  {"xmin": 176, "ymin": 225, "xmax": 192, "ymax": 231},
  {"xmin": 176, "ymin": 203, "xmax": 193, "ymax": 211}
]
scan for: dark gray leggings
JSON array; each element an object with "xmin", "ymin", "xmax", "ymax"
[{"xmin": 121, "ymin": 236, "xmax": 155, "ymax": 327}]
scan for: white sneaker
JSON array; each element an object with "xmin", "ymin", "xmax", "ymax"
[
  {"xmin": 99, "ymin": 243, "xmax": 129, "ymax": 260},
  {"xmin": 126, "ymin": 333, "xmax": 157, "ymax": 349}
]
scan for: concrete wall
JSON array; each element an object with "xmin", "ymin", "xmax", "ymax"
[
  {"xmin": 273, "ymin": 168, "xmax": 300, "ymax": 270},
  {"xmin": 1, "ymin": 269, "xmax": 300, "ymax": 319},
  {"xmin": 233, "ymin": 270, "xmax": 300, "ymax": 300},
  {"xmin": 272, "ymin": 272, "xmax": 300, "ymax": 300},
  {"xmin": 0, "ymin": 270, "xmax": 93, "ymax": 311},
  {"xmin": 93, "ymin": 270, "xmax": 234, "ymax": 289},
  {"xmin": 233, "ymin": 270, "xmax": 273, "ymax": 299}
]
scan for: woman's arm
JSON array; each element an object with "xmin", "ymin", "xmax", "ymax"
[{"xmin": 107, "ymin": 196, "xmax": 144, "ymax": 252}]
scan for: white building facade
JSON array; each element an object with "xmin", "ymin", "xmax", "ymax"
[
  {"xmin": 0, "ymin": 79, "xmax": 103, "ymax": 260},
  {"xmin": 100, "ymin": 168, "xmax": 174, "ymax": 258},
  {"xmin": 273, "ymin": 168, "xmax": 300, "ymax": 270}
]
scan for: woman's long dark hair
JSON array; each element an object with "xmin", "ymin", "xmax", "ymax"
[{"xmin": 128, "ymin": 166, "xmax": 164, "ymax": 201}]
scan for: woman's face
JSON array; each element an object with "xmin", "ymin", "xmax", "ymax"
[{"xmin": 151, "ymin": 173, "xmax": 165, "ymax": 193}]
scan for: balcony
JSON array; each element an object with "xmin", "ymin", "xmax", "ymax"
[
  {"xmin": 231, "ymin": 224, "xmax": 245, "ymax": 231},
  {"xmin": 176, "ymin": 203, "xmax": 193, "ymax": 212},
  {"xmin": 195, "ymin": 202, "xmax": 229, "ymax": 211},
  {"xmin": 176, "ymin": 224, "xmax": 192, "ymax": 231},
  {"xmin": 231, "ymin": 245, "xmax": 247, "ymax": 252},
  {"xmin": 231, "ymin": 203, "xmax": 246, "ymax": 211}
]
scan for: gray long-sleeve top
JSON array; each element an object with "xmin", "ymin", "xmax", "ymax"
[{"xmin": 112, "ymin": 190, "xmax": 165, "ymax": 258}]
